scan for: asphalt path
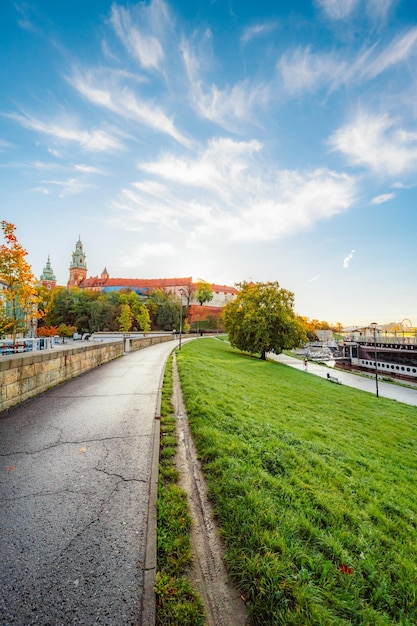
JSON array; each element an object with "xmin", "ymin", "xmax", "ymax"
[
  {"xmin": 270, "ymin": 353, "xmax": 417, "ymax": 407},
  {"xmin": 0, "ymin": 340, "xmax": 180, "ymax": 625}
]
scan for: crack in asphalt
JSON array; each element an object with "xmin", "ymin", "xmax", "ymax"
[
  {"xmin": 94, "ymin": 467, "xmax": 146, "ymax": 483},
  {"xmin": 0, "ymin": 434, "xmax": 150, "ymax": 457}
]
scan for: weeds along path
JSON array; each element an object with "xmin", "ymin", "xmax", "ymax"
[{"xmin": 172, "ymin": 354, "xmax": 248, "ymax": 626}]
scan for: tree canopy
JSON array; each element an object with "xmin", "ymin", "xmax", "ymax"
[
  {"xmin": 195, "ymin": 280, "xmax": 213, "ymax": 306},
  {"xmin": 223, "ymin": 281, "xmax": 307, "ymax": 359},
  {"xmin": 0, "ymin": 221, "xmax": 39, "ymax": 340}
]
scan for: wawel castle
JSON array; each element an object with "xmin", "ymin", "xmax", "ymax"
[{"xmin": 39, "ymin": 237, "xmax": 237, "ymax": 324}]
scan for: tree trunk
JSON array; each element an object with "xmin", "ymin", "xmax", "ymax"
[{"xmin": 261, "ymin": 349, "xmax": 266, "ymax": 360}]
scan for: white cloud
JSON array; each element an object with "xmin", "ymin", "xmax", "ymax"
[
  {"xmin": 343, "ymin": 249, "xmax": 356, "ymax": 268},
  {"xmin": 0, "ymin": 139, "xmax": 13, "ymax": 150},
  {"xmin": 110, "ymin": 2, "xmax": 168, "ymax": 71},
  {"xmin": 41, "ymin": 178, "xmax": 94, "ymax": 197},
  {"xmin": 241, "ymin": 22, "xmax": 276, "ymax": 45},
  {"xmin": 181, "ymin": 39, "xmax": 270, "ymax": 131},
  {"xmin": 279, "ymin": 47, "xmax": 345, "ymax": 93},
  {"xmin": 113, "ymin": 138, "xmax": 356, "ymax": 243},
  {"xmin": 367, "ymin": 0, "xmax": 396, "ymax": 20},
  {"xmin": 69, "ymin": 68, "xmax": 191, "ymax": 147},
  {"xmin": 315, "ymin": 0, "xmax": 359, "ymax": 20},
  {"xmin": 316, "ymin": 0, "xmax": 395, "ymax": 20},
  {"xmin": 7, "ymin": 111, "xmax": 123, "ymax": 152},
  {"xmin": 370, "ymin": 192, "xmax": 395, "ymax": 204},
  {"xmin": 279, "ymin": 28, "xmax": 417, "ymax": 95},
  {"xmin": 362, "ymin": 28, "xmax": 417, "ymax": 79},
  {"xmin": 328, "ymin": 112, "xmax": 417, "ymax": 175},
  {"xmin": 30, "ymin": 186, "xmax": 51, "ymax": 195},
  {"xmin": 73, "ymin": 164, "xmax": 105, "ymax": 174},
  {"xmin": 308, "ymin": 274, "xmax": 320, "ymax": 282}
]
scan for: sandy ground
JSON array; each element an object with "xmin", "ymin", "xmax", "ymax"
[{"xmin": 172, "ymin": 354, "xmax": 248, "ymax": 626}]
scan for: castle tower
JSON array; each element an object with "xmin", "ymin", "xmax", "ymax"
[
  {"xmin": 67, "ymin": 237, "xmax": 87, "ymax": 288},
  {"xmin": 40, "ymin": 255, "xmax": 57, "ymax": 290}
]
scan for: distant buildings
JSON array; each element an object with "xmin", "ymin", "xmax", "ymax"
[{"xmin": 41, "ymin": 237, "xmax": 237, "ymax": 324}]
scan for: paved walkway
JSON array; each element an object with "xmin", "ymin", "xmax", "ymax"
[
  {"xmin": 0, "ymin": 339, "xmax": 183, "ymax": 625},
  {"xmin": 269, "ymin": 353, "xmax": 417, "ymax": 407}
]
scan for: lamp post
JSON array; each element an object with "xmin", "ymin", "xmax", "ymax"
[
  {"xmin": 178, "ymin": 288, "xmax": 185, "ymax": 350},
  {"xmin": 370, "ymin": 322, "xmax": 379, "ymax": 397}
]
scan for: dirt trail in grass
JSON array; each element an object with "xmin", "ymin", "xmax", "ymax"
[{"xmin": 172, "ymin": 354, "xmax": 248, "ymax": 626}]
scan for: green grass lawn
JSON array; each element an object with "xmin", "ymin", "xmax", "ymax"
[{"xmin": 176, "ymin": 338, "xmax": 417, "ymax": 625}]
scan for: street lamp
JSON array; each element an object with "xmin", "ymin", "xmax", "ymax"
[
  {"xmin": 178, "ymin": 288, "xmax": 185, "ymax": 350},
  {"xmin": 370, "ymin": 322, "xmax": 379, "ymax": 397}
]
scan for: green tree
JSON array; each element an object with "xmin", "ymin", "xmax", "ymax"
[
  {"xmin": 57, "ymin": 323, "xmax": 76, "ymax": 343},
  {"xmin": 195, "ymin": 280, "xmax": 213, "ymax": 306},
  {"xmin": 45, "ymin": 287, "xmax": 74, "ymax": 327},
  {"xmin": 116, "ymin": 303, "xmax": 133, "ymax": 332},
  {"xmin": 89, "ymin": 296, "xmax": 118, "ymax": 331},
  {"xmin": 0, "ymin": 221, "xmax": 39, "ymax": 341},
  {"xmin": 223, "ymin": 281, "xmax": 307, "ymax": 360},
  {"xmin": 147, "ymin": 289, "xmax": 181, "ymax": 331},
  {"xmin": 119, "ymin": 291, "xmax": 151, "ymax": 332}
]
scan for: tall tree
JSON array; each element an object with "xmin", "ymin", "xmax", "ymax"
[
  {"xmin": 147, "ymin": 289, "xmax": 181, "ymax": 331},
  {"xmin": 116, "ymin": 303, "xmax": 133, "ymax": 332},
  {"xmin": 0, "ymin": 221, "xmax": 39, "ymax": 341},
  {"xmin": 223, "ymin": 281, "xmax": 307, "ymax": 360},
  {"xmin": 119, "ymin": 291, "xmax": 151, "ymax": 332},
  {"xmin": 195, "ymin": 280, "xmax": 213, "ymax": 306}
]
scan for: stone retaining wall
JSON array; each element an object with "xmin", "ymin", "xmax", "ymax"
[{"xmin": 0, "ymin": 334, "xmax": 181, "ymax": 413}]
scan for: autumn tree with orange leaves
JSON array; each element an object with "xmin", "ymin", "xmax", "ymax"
[{"xmin": 0, "ymin": 221, "xmax": 39, "ymax": 341}]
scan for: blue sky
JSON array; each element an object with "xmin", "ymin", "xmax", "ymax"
[{"xmin": 1, "ymin": 0, "xmax": 416, "ymax": 326}]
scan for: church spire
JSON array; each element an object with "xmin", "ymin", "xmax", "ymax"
[
  {"xmin": 40, "ymin": 255, "xmax": 57, "ymax": 290},
  {"xmin": 67, "ymin": 237, "xmax": 87, "ymax": 288}
]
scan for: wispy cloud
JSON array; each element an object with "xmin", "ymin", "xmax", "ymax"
[
  {"xmin": 329, "ymin": 112, "xmax": 417, "ymax": 175},
  {"xmin": 0, "ymin": 139, "xmax": 13, "ymax": 151},
  {"xmin": 69, "ymin": 67, "xmax": 191, "ymax": 147},
  {"xmin": 362, "ymin": 28, "xmax": 417, "ymax": 79},
  {"xmin": 30, "ymin": 186, "xmax": 51, "ymax": 195},
  {"xmin": 15, "ymin": 2, "xmax": 40, "ymax": 33},
  {"xmin": 6, "ymin": 111, "xmax": 123, "ymax": 152},
  {"xmin": 181, "ymin": 39, "xmax": 270, "ymax": 131},
  {"xmin": 315, "ymin": 0, "xmax": 359, "ymax": 20},
  {"xmin": 370, "ymin": 192, "xmax": 395, "ymax": 204},
  {"xmin": 279, "ymin": 47, "xmax": 345, "ymax": 94},
  {"xmin": 278, "ymin": 28, "xmax": 417, "ymax": 95},
  {"xmin": 316, "ymin": 0, "xmax": 395, "ymax": 20},
  {"xmin": 40, "ymin": 178, "xmax": 94, "ymax": 197},
  {"xmin": 343, "ymin": 249, "xmax": 356, "ymax": 268},
  {"xmin": 308, "ymin": 274, "xmax": 320, "ymax": 282},
  {"xmin": 73, "ymin": 164, "xmax": 105, "ymax": 174},
  {"xmin": 109, "ymin": 2, "xmax": 169, "ymax": 71},
  {"xmin": 241, "ymin": 22, "xmax": 276, "ymax": 45}
]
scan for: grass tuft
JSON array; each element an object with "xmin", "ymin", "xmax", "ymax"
[{"xmin": 155, "ymin": 355, "xmax": 206, "ymax": 626}]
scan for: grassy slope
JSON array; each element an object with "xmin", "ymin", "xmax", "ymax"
[{"xmin": 176, "ymin": 339, "xmax": 417, "ymax": 626}]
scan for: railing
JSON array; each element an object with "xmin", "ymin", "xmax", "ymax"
[
  {"xmin": 346, "ymin": 335, "xmax": 417, "ymax": 345},
  {"xmin": 0, "ymin": 337, "xmax": 54, "ymax": 355}
]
